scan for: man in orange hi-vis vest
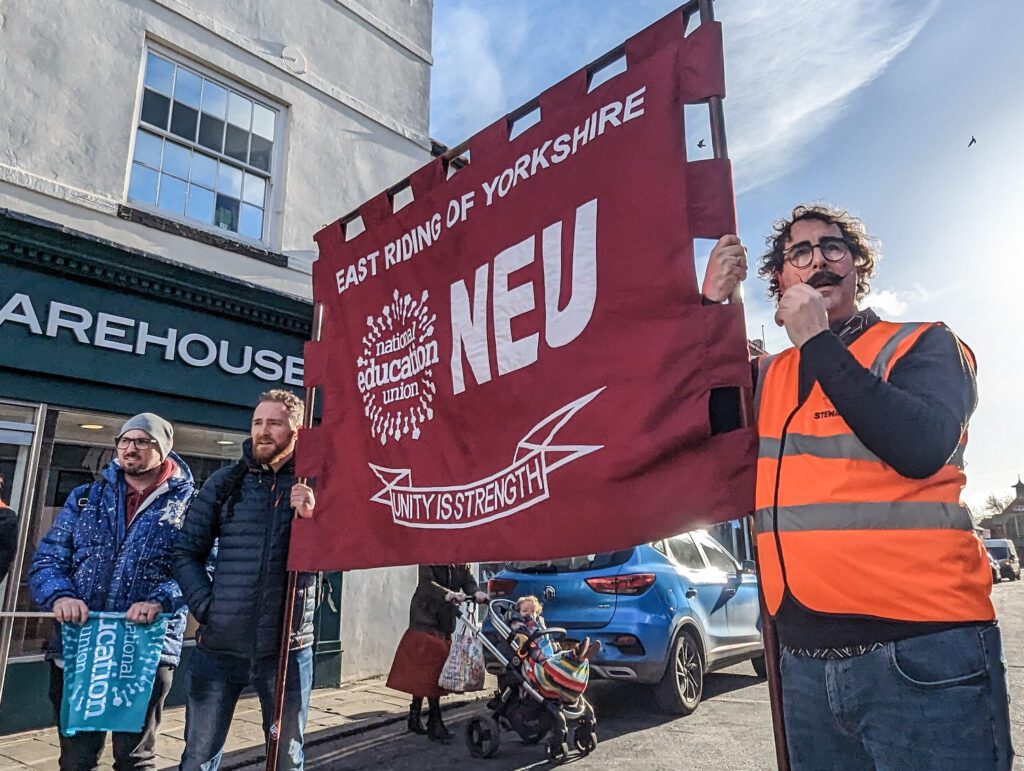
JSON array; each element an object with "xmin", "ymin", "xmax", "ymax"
[{"xmin": 701, "ymin": 204, "xmax": 1012, "ymax": 770}]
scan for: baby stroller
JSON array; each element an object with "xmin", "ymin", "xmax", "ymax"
[{"xmin": 457, "ymin": 598, "xmax": 598, "ymax": 763}]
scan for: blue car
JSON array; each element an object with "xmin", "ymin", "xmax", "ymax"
[{"xmin": 486, "ymin": 529, "xmax": 765, "ymax": 715}]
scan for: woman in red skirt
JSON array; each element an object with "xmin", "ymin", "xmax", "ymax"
[{"xmin": 387, "ymin": 564, "xmax": 487, "ymax": 742}]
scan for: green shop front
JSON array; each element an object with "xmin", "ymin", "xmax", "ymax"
[{"xmin": 0, "ymin": 213, "xmax": 342, "ymax": 734}]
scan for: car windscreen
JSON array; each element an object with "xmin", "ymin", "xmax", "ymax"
[
  {"xmin": 506, "ymin": 549, "xmax": 634, "ymax": 573},
  {"xmin": 987, "ymin": 546, "xmax": 1010, "ymax": 560}
]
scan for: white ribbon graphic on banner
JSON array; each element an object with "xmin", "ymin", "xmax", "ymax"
[{"xmin": 369, "ymin": 388, "xmax": 605, "ymax": 529}]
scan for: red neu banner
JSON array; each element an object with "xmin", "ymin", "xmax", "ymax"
[{"xmin": 290, "ymin": 10, "xmax": 756, "ymax": 571}]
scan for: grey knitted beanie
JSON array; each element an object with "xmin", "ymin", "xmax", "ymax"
[{"xmin": 118, "ymin": 413, "xmax": 174, "ymax": 460}]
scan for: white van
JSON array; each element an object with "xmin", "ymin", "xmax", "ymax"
[{"xmin": 984, "ymin": 538, "xmax": 1020, "ymax": 581}]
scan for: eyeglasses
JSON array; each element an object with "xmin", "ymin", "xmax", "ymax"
[
  {"xmin": 783, "ymin": 236, "xmax": 850, "ymax": 269},
  {"xmin": 116, "ymin": 436, "xmax": 156, "ymax": 450}
]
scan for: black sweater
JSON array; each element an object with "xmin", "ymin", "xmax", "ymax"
[{"xmin": 770, "ymin": 311, "xmax": 980, "ymax": 648}]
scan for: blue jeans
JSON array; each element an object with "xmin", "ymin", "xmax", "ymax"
[
  {"xmin": 780, "ymin": 624, "xmax": 1013, "ymax": 770},
  {"xmin": 179, "ymin": 645, "xmax": 313, "ymax": 771}
]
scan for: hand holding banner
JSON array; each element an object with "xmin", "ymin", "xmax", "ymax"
[{"xmin": 60, "ymin": 612, "xmax": 168, "ymax": 735}]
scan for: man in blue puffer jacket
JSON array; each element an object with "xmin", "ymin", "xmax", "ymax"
[{"xmin": 29, "ymin": 412, "xmax": 194, "ymax": 771}]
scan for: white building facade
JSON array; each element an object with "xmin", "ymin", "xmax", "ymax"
[{"xmin": 0, "ymin": 0, "xmax": 433, "ymax": 732}]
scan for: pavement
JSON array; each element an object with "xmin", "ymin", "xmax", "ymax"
[{"xmin": 0, "ymin": 674, "xmax": 495, "ymax": 770}]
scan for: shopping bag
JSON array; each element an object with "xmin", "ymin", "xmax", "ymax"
[
  {"xmin": 60, "ymin": 612, "xmax": 168, "ymax": 735},
  {"xmin": 438, "ymin": 609, "xmax": 485, "ymax": 692}
]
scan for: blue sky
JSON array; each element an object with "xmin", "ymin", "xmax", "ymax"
[{"xmin": 429, "ymin": 0, "xmax": 1024, "ymax": 511}]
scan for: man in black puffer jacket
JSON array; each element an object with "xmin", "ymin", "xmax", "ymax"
[{"xmin": 173, "ymin": 389, "xmax": 318, "ymax": 771}]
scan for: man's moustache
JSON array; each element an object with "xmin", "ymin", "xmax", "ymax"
[{"xmin": 805, "ymin": 270, "xmax": 845, "ymax": 289}]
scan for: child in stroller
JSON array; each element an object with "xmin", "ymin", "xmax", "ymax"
[
  {"xmin": 509, "ymin": 596, "xmax": 601, "ymax": 701},
  {"xmin": 461, "ymin": 596, "xmax": 598, "ymax": 763}
]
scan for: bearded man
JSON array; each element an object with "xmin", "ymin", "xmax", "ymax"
[{"xmin": 173, "ymin": 389, "xmax": 317, "ymax": 771}]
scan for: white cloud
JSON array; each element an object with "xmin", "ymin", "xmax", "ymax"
[
  {"xmin": 430, "ymin": 5, "xmax": 512, "ymax": 144},
  {"xmin": 723, "ymin": 1, "xmax": 941, "ymax": 193},
  {"xmin": 865, "ymin": 289, "xmax": 908, "ymax": 317},
  {"xmin": 863, "ymin": 284, "xmax": 930, "ymax": 318}
]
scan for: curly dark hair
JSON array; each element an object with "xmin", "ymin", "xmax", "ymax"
[{"xmin": 758, "ymin": 204, "xmax": 880, "ymax": 302}]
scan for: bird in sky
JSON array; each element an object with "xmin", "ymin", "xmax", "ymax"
[
  {"xmin": 697, "ymin": 138, "xmax": 706, "ymax": 148},
  {"xmin": 968, "ymin": 135, "xmax": 977, "ymax": 148}
]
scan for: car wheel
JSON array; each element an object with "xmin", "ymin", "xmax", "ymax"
[
  {"xmin": 751, "ymin": 654, "xmax": 768, "ymax": 678},
  {"xmin": 653, "ymin": 628, "xmax": 703, "ymax": 715}
]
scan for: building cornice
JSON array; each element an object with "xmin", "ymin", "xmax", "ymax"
[{"xmin": 0, "ymin": 210, "xmax": 312, "ymax": 337}]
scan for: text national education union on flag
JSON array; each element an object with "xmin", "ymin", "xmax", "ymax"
[
  {"xmin": 60, "ymin": 613, "xmax": 168, "ymax": 735},
  {"xmin": 291, "ymin": 7, "xmax": 756, "ymax": 571}
]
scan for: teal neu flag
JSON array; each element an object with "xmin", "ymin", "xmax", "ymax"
[{"xmin": 60, "ymin": 612, "xmax": 168, "ymax": 735}]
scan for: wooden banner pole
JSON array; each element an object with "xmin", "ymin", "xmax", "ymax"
[
  {"xmin": 267, "ymin": 302, "xmax": 323, "ymax": 771},
  {"xmin": 696, "ymin": 0, "xmax": 789, "ymax": 767}
]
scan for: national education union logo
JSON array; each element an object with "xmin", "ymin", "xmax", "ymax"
[{"xmin": 357, "ymin": 290, "xmax": 439, "ymax": 444}]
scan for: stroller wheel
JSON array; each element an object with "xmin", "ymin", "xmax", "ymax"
[
  {"xmin": 465, "ymin": 715, "xmax": 501, "ymax": 759},
  {"xmin": 546, "ymin": 740, "xmax": 570, "ymax": 764},
  {"xmin": 573, "ymin": 726, "xmax": 598, "ymax": 756}
]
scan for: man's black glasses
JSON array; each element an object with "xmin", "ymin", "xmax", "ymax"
[
  {"xmin": 116, "ymin": 437, "xmax": 156, "ymax": 450},
  {"xmin": 783, "ymin": 236, "xmax": 850, "ymax": 269}
]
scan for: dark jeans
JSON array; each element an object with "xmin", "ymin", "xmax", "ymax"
[
  {"xmin": 780, "ymin": 624, "xmax": 1014, "ymax": 770},
  {"xmin": 48, "ymin": 661, "xmax": 174, "ymax": 771},
  {"xmin": 179, "ymin": 645, "xmax": 313, "ymax": 771}
]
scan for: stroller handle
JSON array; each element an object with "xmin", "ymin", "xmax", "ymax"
[{"xmin": 525, "ymin": 626, "xmax": 568, "ymax": 644}]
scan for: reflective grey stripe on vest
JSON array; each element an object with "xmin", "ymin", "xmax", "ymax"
[
  {"xmin": 759, "ymin": 433, "xmax": 965, "ymax": 469},
  {"xmin": 869, "ymin": 322, "xmax": 929, "ymax": 379},
  {"xmin": 759, "ymin": 433, "xmax": 882, "ymax": 462},
  {"xmin": 754, "ymin": 501, "xmax": 974, "ymax": 534},
  {"xmin": 753, "ymin": 353, "xmax": 779, "ymax": 420}
]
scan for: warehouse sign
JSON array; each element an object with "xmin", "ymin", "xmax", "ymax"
[{"xmin": 0, "ymin": 291, "xmax": 303, "ymax": 385}]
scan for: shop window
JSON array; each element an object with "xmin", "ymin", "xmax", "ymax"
[
  {"xmin": 128, "ymin": 49, "xmax": 280, "ymax": 243},
  {"xmin": 7, "ymin": 408, "xmax": 247, "ymax": 659}
]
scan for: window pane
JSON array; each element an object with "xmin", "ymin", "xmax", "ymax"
[
  {"xmin": 162, "ymin": 141, "xmax": 190, "ymax": 180},
  {"xmin": 186, "ymin": 184, "xmax": 215, "ymax": 224},
  {"xmin": 133, "ymin": 130, "xmax": 162, "ymax": 168},
  {"xmin": 197, "ymin": 114, "xmax": 225, "ymax": 153},
  {"xmin": 249, "ymin": 135, "xmax": 273, "ymax": 172},
  {"xmin": 699, "ymin": 538, "xmax": 737, "ymax": 573},
  {"xmin": 128, "ymin": 163, "xmax": 159, "ymax": 205},
  {"xmin": 214, "ymin": 194, "xmax": 240, "ymax": 231},
  {"xmin": 668, "ymin": 535, "xmax": 705, "ymax": 570},
  {"xmin": 252, "ymin": 104, "xmax": 275, "ymax": 140},
  {"xmin": 144, "ymin": 53, "xmax": 175, "ymax": 96},
  {"xmin": 242, "ymin": 173, "xmax": 265, "ymax": 206},
  {"xmin": 227, "ymin": 92, "xmax": 251, "ymax": 129},
  {"xmin": 239, "ymin": 204, "xmax": 263, "ymax": 240},
  {"xmin": 158, "ymin": 174, "xmax": 187, "ymax": 216},
  {"xmin": 140, "ymin": 89, "xmax": 170, "ymax": 130},
  {"xmin": 190, "ymin": 152, "xmax": 217, "ymax": 188},
  {"xmin": 224, "ymin": 124, "xmax": 249, "ymax": 163},
  {"xmin": 174, "ymin": 68, "xmax": 202, "ymax": 109},
  {"xmin": 201, "ymin": 80, "xmax": 228, "ymax": 117},
  {"xmin": 217, "ymin": 164, "xmax": 242, "ymax": 197},
  {"xmin": 170, "ymin": 102, "xmax": 199, "ymax": 142}
]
